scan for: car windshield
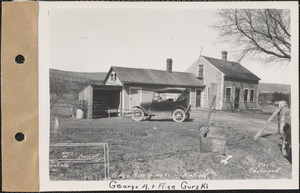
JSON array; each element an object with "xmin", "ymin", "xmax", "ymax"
[
  {"xmin": 153, "ymin": 92, "xmax": 181, "ymax": 102},
  {"xmin": 154, "ymin": 88, "xmax": 187, "ymax": 93}
]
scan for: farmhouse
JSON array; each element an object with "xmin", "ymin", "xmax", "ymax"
[
  {"xmin": 186, "ymin": 51, "xmax": 261, "ymax": 110},
  {"xmin": 79, "ymin": 59, "xmax": 205, "ymax": 118}
]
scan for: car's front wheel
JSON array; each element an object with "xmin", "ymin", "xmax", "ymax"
[
  {"xmin": 132, "ymin": 108, "xmax": 144, "ymax": 121},
  {"xmin": 172, "ymin": 109, "xmax": 186, "ymax": 122}
]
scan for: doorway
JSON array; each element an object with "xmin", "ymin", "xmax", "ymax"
[
  {"xmin": 196, "ymin": 89, "xmax": 201, "ymax": 107},
  {"xmin": 234, "ymin": 88, "xmax": 240, "ymax": 109},
  {"xmin": 92, "ymin": 89, "xmax": 120, "ymax": 118}
]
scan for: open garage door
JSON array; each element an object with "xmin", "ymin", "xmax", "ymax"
[
  {"xmin": 93, "ymin": 89, "xmax": 121, "ymax": 118},
  {"xmin": 79, "ymin": 85, "xmax": 122, "ymax": 119}
]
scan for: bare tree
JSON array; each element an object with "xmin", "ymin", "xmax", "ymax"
[
  {"xmin": 214, "ymin": 9, "xmax": 290, "ymax": 63},
  {"xmin": 50, "ymin": 79, "xmax": 67, "ymax": 109}
]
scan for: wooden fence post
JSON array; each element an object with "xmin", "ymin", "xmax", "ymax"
[{"xmin": 253, "ymin": 106, "xmax": 283, "ymax": 140}]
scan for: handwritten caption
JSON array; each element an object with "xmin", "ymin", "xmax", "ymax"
[
  {"xmin": 50, "ymin": 151, "xmax": 102, "ymax": 171},
  {"xmin": 249, "ymin": 161, "xmax": 281, "ymax": 176},
  {"xmin": 110, "ymin": 170, "xmax": 210, "ymax": 180},
  {"xmin": 109, "ymin": 181, "xmax": 208, "ymax": 190}
]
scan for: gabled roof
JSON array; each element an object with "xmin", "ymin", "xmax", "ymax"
[
  {"xmin": 91, "ymin": 84, "xmax": 122, "ymax": 90},
  {"xmin": 105, "ymin": 66, "xmax": 204, "ymax": 88},
  {"xmin": 202, "ymin": 56, "xmax": 261, "ymax": 81}
]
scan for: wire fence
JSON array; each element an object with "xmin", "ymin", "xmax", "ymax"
[{"xmin": 49, "ymin": 143, "xmax": 109, "ymax": 181}]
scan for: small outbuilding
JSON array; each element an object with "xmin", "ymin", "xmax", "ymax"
[{"xmin": 79, "ymin": 85, "xmax": 122, "ymax": 119}]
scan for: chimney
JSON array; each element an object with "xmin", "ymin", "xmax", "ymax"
[
  {"xmin": 166, "ymin": 58, "xmax": 172, "ymax": 73},
  {"xmin": 222, "ymin": 51, "xmax": 227, "ymax": 62}
]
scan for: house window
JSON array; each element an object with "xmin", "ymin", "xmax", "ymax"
[
  {"xmin": 226, "ymin": 88, "xmax": 231, "ymax": 102},
  {"xmin": 110, "ymin": 73, "xmax": 117, "ymax": 82},
  {"xmin": 250, "ymin": 89, "xmax": 255, "ymax": 102},
  {"xmin": 198, "ymin": 65, "xmax": 204, "ymax": 77},
  {"xmin": 244, "ymin": 88, "xmax": 249, "ymax": 102}
]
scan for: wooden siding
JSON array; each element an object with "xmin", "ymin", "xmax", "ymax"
[
  {"xmin": 186, "ymin": 57, "xmax": 223, "ymax": 109},
  {"xmin": 78, "ymin": 85, "xmax": 93, "ymax": 119},
  {"xmin": 201, "ymin": 57, "xmax": 223, "ymax": 109},
  {"xmin": 223, "ymin": 80, "xmax": 258, "ymax": 110},
  {"xmin": 123, "ymin": 86, "xmax": 130, "ymax": 111},
  {"xmin": 190, "ymin": 88, "xmax": 196, "ymax": 108},
  {"xmin": 186, "ymin": 56, "xmax": 261, "ymax": 110},
  {"xmin": 105, "ymin": 69, "xmax": 123, "ymax": 86}
]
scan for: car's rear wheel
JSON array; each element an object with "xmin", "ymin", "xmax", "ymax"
[
  {"xmin": 132, "ymin": 108, "xmax": 144, "ymax": 121},
  {"xmin": 172, "ymin": 109, "xmax": 186, "ymax": 122}
]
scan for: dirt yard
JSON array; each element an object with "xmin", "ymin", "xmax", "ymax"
[{"xmin": 50, "ymin": 110, "xmax": 292, "ymax": 180}]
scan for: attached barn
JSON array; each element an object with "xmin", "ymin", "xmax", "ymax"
[{"xmin": 103, "ymin": 59, "xmax": 205, "ymax": 115}]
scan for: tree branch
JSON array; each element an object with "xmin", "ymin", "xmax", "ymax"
[
  {"xmin": 214, "ymin": 9, "xmax": 291, "ymax": 63},
  {"xmin": 234, "ymin": 10, "xmax": 290, "ymax": 60},
  {"xmin": 267, "ymin": 9, "xmax": 291, "ymax": 37}
]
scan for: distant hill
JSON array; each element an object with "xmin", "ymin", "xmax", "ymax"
[
  {"xmin": 50, "ymin": 68, "xmax": 107, "ymax": 83},
  {"xmin": 50, "ymin": 69, "xmax": 108, "ymax": 106},
  {"xmin": 258, "ymin": 82, "xmax": 291, "ymax": 94}
]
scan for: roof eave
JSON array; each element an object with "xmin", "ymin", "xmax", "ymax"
[
  {"xmin": 224, "ymin": 76, "xmax": 260, "ymax": 83},
  {"xmin": 123, "ymin": 81, "xmax": 205, "ymax": 88}
]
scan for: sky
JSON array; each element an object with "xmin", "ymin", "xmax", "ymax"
[{"xmin": 49, "ymin": 8, "xmax": 292, "ymax": 84}]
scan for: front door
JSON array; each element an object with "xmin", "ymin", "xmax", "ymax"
[
  {"xmin": 196, "ymin": 89, "xmax": 201, "ymax": 107},
  {"xmin": 129, "ymin": 87, "xmax": 142, "ymax": 109},
  {"xmin": 234, "ymin": 88, "xmax": 240, "ymax": 109}
]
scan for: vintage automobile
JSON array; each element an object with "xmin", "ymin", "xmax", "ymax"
[
  {"xmin": 131, "ymin": 88, "xmax": 191, "ymax": 122},
  {"xmin": 282, "ymin": 123, "xmax": 292, "ymax": 163}
]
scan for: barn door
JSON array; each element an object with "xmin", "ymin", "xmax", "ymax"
[{"xmin": 129, "ymin": 87, "xmax": 142, "ymax": 109}]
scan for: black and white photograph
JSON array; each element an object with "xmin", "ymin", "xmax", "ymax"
[{"xmin": 38, "ymin": 2, "xmax": 299, "ymax": 191}]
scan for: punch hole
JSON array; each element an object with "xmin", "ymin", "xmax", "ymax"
[
  {"xmin": 15, "ymin": 132, "xmax": 25, "ymax": 142},
  {"xmin": 15, "ymin": 55, "xmax": 25, "ymax": 64}
]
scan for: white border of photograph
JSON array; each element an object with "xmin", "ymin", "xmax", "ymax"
[{"xmin": 39, "ymin": 1, "xmax": 299, "ymax": 191}]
